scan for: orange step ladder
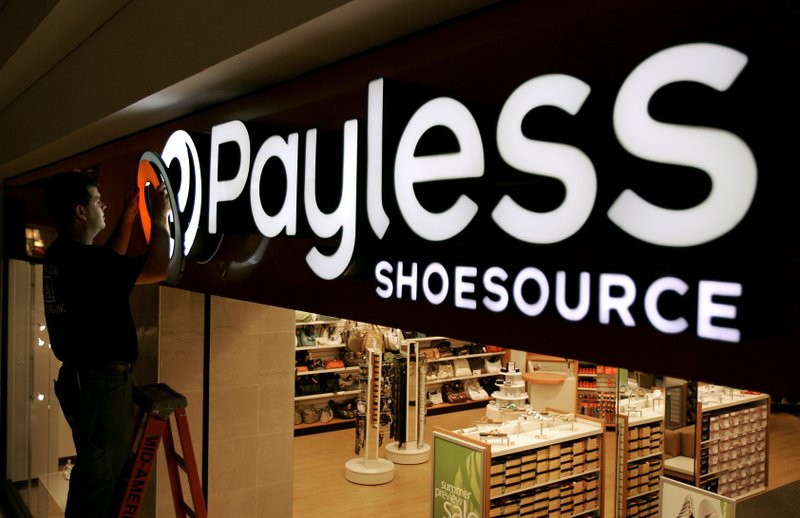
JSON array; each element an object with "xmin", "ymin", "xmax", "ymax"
[{"xmin": 117, "ymin": 383, "xmax": 207, "ymax": 518}]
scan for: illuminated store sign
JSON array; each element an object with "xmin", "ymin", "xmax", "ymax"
[{"xmin": 144, "ymin": 43, "xmax": 753, "ymax": 344}]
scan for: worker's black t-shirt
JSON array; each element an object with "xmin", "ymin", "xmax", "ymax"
[{"xmin": 43, "ymin": 238, "xmax": 145, "ymax": 365}]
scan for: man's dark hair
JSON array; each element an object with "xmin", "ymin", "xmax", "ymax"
[{"xmin": 44, "ymin": 172, "xmax": 98, "ymax": 234}]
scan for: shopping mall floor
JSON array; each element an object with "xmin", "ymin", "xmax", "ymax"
[
  {"xmin": 293, "ymin": 407, "xmax": 800, "ymax": 517},
  {"xmin": 6, "ymin": 407, "xmax": 797, "ymax": 517}
]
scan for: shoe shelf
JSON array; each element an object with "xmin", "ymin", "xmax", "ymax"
[
  {"xmin": 615, "ymin": 411, "xmax": 664, "ymax": 518},
  {"xmin": 294, "ymin": 416, "xmax": 355, "ymax": 436},
  {"xmin": 425, "ymin": 372, "xmax": 503, "ymax": 385},
  {"xmin": 295, "ymin": 366, "xmax": 359, "ymax": 377},
  {"xmin": 425, "ymin": 397, "xmax": 494, "ymax": 415},
  {"xmin": 694, "ymin": 391, "xmax": 770, "ymax": 499},
  {"xmin": 296, "ymin": 343, "xmax": 346, "ymax": 352},
  {"xmin": 449, "ymin": 412, "xmax": 604, "ymax": 518},
  {"xmin": 576, "ymin": 362, "xmax": 617, "ymax": 424},
  {"xmin": 295, "ymin": 389, "xmax": 360, "ymax": 402}
]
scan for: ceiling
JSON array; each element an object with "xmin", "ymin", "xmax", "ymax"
[{"xmin": 0, "ymin": 0, "xmax": 499, "ymax": 181}]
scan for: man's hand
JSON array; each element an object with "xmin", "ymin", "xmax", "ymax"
[
  {"xmin": 148, "ymin": 184, "xmax": 171, "ymax": 229},
  {"xmin": 122, "ymin": 184, "xmax": 140, "ymax": 222}
]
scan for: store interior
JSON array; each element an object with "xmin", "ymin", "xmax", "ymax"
[{"xmin": 6, "ymin": 272, "xmax": 799, "ymax": 517}]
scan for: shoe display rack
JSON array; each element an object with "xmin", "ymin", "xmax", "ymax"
[
  {"xmin": 485, "ymin": 361, "xmax": 530, "ymax": 422},
  {"xmin": 345, "ymin": 346, "xmax": 395, "ymax": 485},
  {"xmin": 385, "ymin": 337, "xmax": 431, "ymax": 465},
  {"xmin": 695, "ymin": 390, "xmax": 769, "ymax": 499},
  {"xmin": 451, "ymin": 410, "xmax": 604, "ymax": 517},
  {"xmin": 576, "ymin": 362, "xmax": 617, "ymax": 424},
  {"xmin": 615, "ymin": 408, "xmax": 664, "ymax": 518},
  {"xmin": 407, "ymin": 335, "xmax": 506, "ymax": 414}
]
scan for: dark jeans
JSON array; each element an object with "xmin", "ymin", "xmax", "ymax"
[{"xmin": 54, "ymin": 366, "xmax": 134, "ymax": 518}]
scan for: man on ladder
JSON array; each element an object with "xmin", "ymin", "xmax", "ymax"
[{"xmin": 43, "ymin": 172, "xmax": 170, "ymax": 517}]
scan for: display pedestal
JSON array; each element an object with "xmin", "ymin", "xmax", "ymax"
[
  {"xmin": 344, "ymin": 457, "xmax": 395, "ymax": 485},
  {"xmin": 385, "ymin": 441, "xmax": 431, "ymax": 464}
]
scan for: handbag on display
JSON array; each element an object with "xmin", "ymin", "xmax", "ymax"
[
  {"xmin": 316, "ymin": 325, "xmax": 342, "ymax": 346},
  {"xmin": 443, "ymin": 381, "xmax": 468, "ymax": 404},
  {"xmin": 295, "ymin": 311, "xmax": 314, "ymax": 322},
  {"xmin": 342, "ymin": 320, "xmax": 365, "ymax": 352},
  {"xmin": 421, "ymin": 348, "xmax": 440, "ymax": 360},
  {"xmin": 437, "ymin": 361, "xmax": 454, "ymax": 379},
  {"xmin": 296, "ymin": 375, "xmax": 320, "ymax": 396},
  {"xmin": 465, "ymin": 379, "xmax": 489, "ymax": 400},
  {"xmin": 428, "ymin": 389, "xmax": 444, "ymax": 406},
  {"xmin": 324, "ymin": 359, "xmax": 345, "ymax": 370},
  {"xmin": 451, "ymin": 343, "xmax": 469, "ymax": 356},
  {"xmin": 484, "ymin": 356, "xmax": 502, "ymax": 373},
  {"xmin": 338, "ymin": 373, "xmax": 359, "ymax": 391},
  {"xmin": 343, "ymin": 350, "xmax": 365, "ymax": 367},
  {"xmin": 383, "ymin": 329, "xmax": 401, "ymax": 352},
  {"xmin": 318, "ymin": 404, "xmax": 334, "ymax": 423},
  {"xmin": 436, "ymin": 341, "xmax": 453, "ymax": 357},
  {"xmin": 454, "ymin": 358, "xmax": 472, "ymax": 377},
  {"xmin": 426, "ymin": 363, "xmax": 440, "ymax": 381},
  {"xmin": 330, "ymin": 399, "xmax": 358, "ymax": 419},
  {"xmin": 302, "ymin": 406, "xmax": 320, "ymax": 424},
  {"xmin": 296, "ymin": 327, "xmax": 318, "ymax": 347}
]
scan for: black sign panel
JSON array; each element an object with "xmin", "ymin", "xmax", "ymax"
[{"xmin": 17, "ymin": 0, "xmax": 800, "ymax": 397}]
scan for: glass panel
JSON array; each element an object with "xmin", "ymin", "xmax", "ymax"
[{"xmin": 5, "ymin": 260, "xmax": 69, "ymax": 517}]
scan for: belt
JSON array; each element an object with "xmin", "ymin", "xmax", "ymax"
[
  {"xmin": 60, "ymin": 362, "xmax": 132, "ymax": 391},
  {"xmin": 61, "ymin": 362, "xmax": 133, "ymax": 376}
]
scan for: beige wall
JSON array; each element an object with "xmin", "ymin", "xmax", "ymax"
[{"xmin": 157, "ymin": 288, "xmax": 294, "ymax": 517}]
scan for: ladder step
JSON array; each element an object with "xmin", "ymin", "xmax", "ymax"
[
  {"xmin": 180, "ymin": 501, "xmax": 196, "ymax": 518},
  {"xmin": 170, "ymin": 450, "xmax": 187, "ymax": 471}
]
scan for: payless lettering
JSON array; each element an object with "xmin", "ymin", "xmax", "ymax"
[{"xmin": 151, "ymin": 42, "xmax": 751, "ymax": 342}]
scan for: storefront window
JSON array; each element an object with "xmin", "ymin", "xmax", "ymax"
[{"xmin": 5, "ymin": 260, "xmax": 68, "ymax": 516}]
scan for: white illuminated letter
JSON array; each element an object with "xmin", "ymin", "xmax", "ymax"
[
  {"xmin": 555, "ymin": 271, "xmax": 591, "ymax": 321},
  {"xmin": 454, "ymin": 266, "xmax": 477, "ymax": 310},
  {"xmin": 394, "ymin": 97, "xmax": 483, "ymax": 241},
  {"xmin": 483, "ymin": 267, "xmax": 509, "ymax": 313},
  {"xmin": 367, "ymin": 79, "xmax": 390, "ymax": 238},
  {"xmin": 162, "ymin": 130, "xmax": 202, "ymax": 256},
  {"xmin": 610, "ymin": 43, "xmax": 756, "ymax": 246},
  {"xmin": 644, "ymin": 276, "xmax": 689, "ymax": 334},
  {"xmin": 396, "ymin": 261, "xmax": 418, "ymax": 300},
  {"xmin": 422, "ymin": 262, "xmax": 448, "ymax": 305},
  {"xmin": 494, "ymin": 74, "xmax": 597, "ymax": 243},
  {"xmin": 513, "ymin": 267, "xmax": 549, "ymax": 317},
  {"xmin": 599, "ymin": 273, "xmax": 636, "ymax": 326},
  {"xmin": 698, "ymin": 280, "xmax": 741, "ymax": 342},
  {"xmin": 209, "ymin": 120, "xmax": 251, "ymax": 233},
  {"xmin": 250, "ymin": 133, "xmax": 299, "ymax": 237},
  {"xmin": 375, "ymin": 261, "xmax": 393, "ymax": 299},
  {"xmin": 304, "ymin": 121, "xmax": 358, "ymax": 280}
]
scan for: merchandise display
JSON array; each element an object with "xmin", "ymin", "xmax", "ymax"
[
  {"xmin": 577, "ymin": 362, "xmax": 618, "ymax": 423},
  {"xmin": 450, "ymin": 409, "xmax": 603, "ymax": 517},
  {"xmin": 346, "ymin": 346, "xmax": 395, "ymax": 485},
  {"xmin": 696, "ymin": 388, "xmax": 769, "ymax": 499},
  {"xmin": 616, "ymin": 404, "xmax": 665, "ymax": 517},
  {"xmin": 486, "ymin": 361, "xmax": 532, "ymax": 422},
  {"xmin": 293, "ymin": 318, "xmax": 772, "ymax": 513},
  {"xmin": 404, "ymin": 335, "xmax": 505, "ymax": 411},
  {"xmin": 385, "ymin": 338, "xmax": 432, "ymax": 464}
]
